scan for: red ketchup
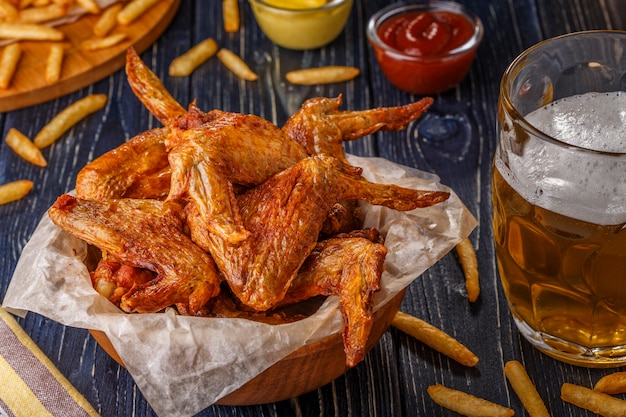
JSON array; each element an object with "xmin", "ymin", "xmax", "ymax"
[{"xmin": 369, "ymin": 9, "xmax": 481, "ymax": 94}]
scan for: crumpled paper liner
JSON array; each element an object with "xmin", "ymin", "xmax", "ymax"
[{"xmin": 2, "ymin": 154, "xmax": 477, "ymax": 417}]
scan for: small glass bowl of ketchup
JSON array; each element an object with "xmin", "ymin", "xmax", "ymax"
[{"xmin": 367, "ymin": 2, "xmax": 483, "ymax": 95}]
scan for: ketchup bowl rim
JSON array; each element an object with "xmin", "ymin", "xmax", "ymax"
[{"xmin": 366, "ymin": 1, "xmax": 484, "ymax": 61}]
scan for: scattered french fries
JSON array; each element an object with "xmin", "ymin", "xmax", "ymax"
[
  {"xmin": 428, "ymin": 384, "xmax": 515, "ymax": 417},
  {"xmin": 595, "ymin": 372, "xmax": 626, "ymax": 395},
  {"xmin": 391, "ymin": 311, "xmax": 478, "ymax": 367},
  {"xmin": 33, "ymin": 93, "xmax": 107, "ymax": 148},
  {"xmin": 0, "ymin": 0, "xmax": 165, "ymax": 89},
  {"xmin": 217, "ymin": 48, "xmax": 257, "ymax": 81},
  {"xmin": 169, "ymin": 37, "xmax": 218, "ymax": 77},
  {"xmin": 5, "ymin": 127, "xmax": 47, "ymax": 166},
  {"xmin": 0, "ymin": 21, "xmax": 64, "ymax": 40},
  {"xmin": 561, "ymin": 382, "xmax": 626, "ymax": 416},
  {"xmin": 222, "ymin": 0, "xmax": 239, "ymax": 32},
  {"xmin": 0, "ymin": 179, "xmax": 33, "ymax": 205},
  {"xmin": 456, "ymin": 237, "xmax": 480, "ymax": 302},
  {"xmin": 18, "ymin": 3, "xmax": 67, "ymax": 23},
  {"xmin": 75, "ymin": 0, "xmax": 99, "ymax": 14},
  {"xmin": 504, "ymin": 360, "xmax": 550, "ymax": 417},
  {"xmin": 285, "ymin": 66, "xmax": 360, "ymax": 85},
  {"xmin": 93, "ymin": 3, "xmax": 122, "ymax": 37},
  {"xmin": 45, "ymin": 43, "xmax": 63, "ymax": 84},
  {"xmin": 0, "ymin": 42, "xmax": 21, "ymax": 88},
  {"xmin": 117, "ymin": 0, "xmax": 159, "ymax": 26},
  {"xmin": 81, "ymin": 32, "xmax": 127, "ymax": 51},
  {"xmin": 0, "ymin": 0, "xmax": 19, "ymax": 21}
]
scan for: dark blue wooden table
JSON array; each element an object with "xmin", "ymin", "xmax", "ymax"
[{"xmin": 1, "ymin": 1, "xmax": 625, "ymax": 416}]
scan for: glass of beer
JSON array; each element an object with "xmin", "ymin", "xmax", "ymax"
[{"xmin": 493, "ymin": 31, "xmax": 626, "ymax": 367}]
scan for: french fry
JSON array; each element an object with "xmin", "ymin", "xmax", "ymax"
[
  {"xmin": 222, "ymin": 0, "xmax": 239, "ymax": 32},
  {"xmin": 0, "ymin": 22, "xmax": 64, "ymax": 40},
  {"xmin": 45, "ymin": 43, "xmax": 63, "ymax": 84},
  {"xmin": 75, "ymin": 0, "xmax": 99, "ymax": 14},
  {"xmin": 5, "ymin": 128, "xmax": 47, "ymax": 167},
  {"xmin": 456, "ymin": 237, "xmax": 480, "ymax": 302},
  {"xmin": 18, "ymin": 0, "xmax": 34, "ymax": 9},
  {"xmin": 51, "ymin": 0, "xmax": 75, "ymax": 6},
  {"xmin": 117, "ymin": 0, "xmax": 159, "ymax": 25},
  {"xmin": 81, "ymin": 32, "xmax": 127, "ymax": 51},
  {"xmin": 168, "ymin": 37, "xmax": 218, "ymax": 77},
  {"xmin": 391, "ymin": 311, "xmax": 478, "ymax": 367},
  {"xmin": 285, "ymin": 66, "xmax": 360, "ymax": 85},
  {"xmin": 0, "ymin": 42, "xmax": 21, "ymax": 89},
  {"xmin": 93, "ymin": 3, "xmax": 122, "ymax": 37},
  {"xmin": 217, "ymin": 48, "xmax": 257, "ymax": 81},
  {"xmin": 594, "ymin": 372, "xmax": 626, "ymax": 395},
  {"xmin": 18, "ymin": 3, "xmax": 67, "ymax": 23},
  {"xmin": 0, "ymin": 180, "xmax": 33, "ymax": 205},
  {"xmin": 504, "ymin": 360, "xmax": 550, "ymax": 417},
  {"xmin": 561, "ymin": 382, "xmax": 626, "ymax": 416},
  {"xmin": 0, "ymin": 0, "xmax": 19, "ymax": 21},
  {"xmin": 33, "ymin": 94, "xmax": 107, "ymax": 148},
  {"xmin": 427, "ymin": 384, "xmax": 515, "ymax": 417}
]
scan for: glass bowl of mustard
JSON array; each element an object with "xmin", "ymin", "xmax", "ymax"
[
  {"xmin": 249, "ymin": 0, "xmax": 353, "ymax": 50},
  {"xmin": 367, "ymin": 1, "xmax": 483, "ymax": 95}
]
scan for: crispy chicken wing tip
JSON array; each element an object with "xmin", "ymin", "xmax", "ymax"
[{"xmin": 125, "ymin": 47, "xmax": 187, "ymax": 126}]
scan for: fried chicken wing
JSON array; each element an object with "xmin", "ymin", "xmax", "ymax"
[
  {"xmin": 48, "ymin": 195, "xmax": 221, "ymax": 314},
  {"xmin": 282, "ymin": 95, "xmax": 433, "ymax": 235},
  {"xmin": 188, "ymin": 154, "xmax": 449, "ymax": 311},
  {"xmin": 279, "ymin": 229, "xmax": 387, "ymax": 366},
  {"xmin": 75, "ymin": 128, "xmax": 171, "ymax": 201},
  {"xmin": 167, "ymin": 110, "xmax": 308, "ymax": 244},
  {"xmin": 282, "ymin": 95, "xmax": 434, "ymax": 158}
]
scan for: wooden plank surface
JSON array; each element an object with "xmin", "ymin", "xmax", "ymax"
[
  {"xmin": 0, "ymin": 1, "xmax": 625, "ymax": 416},
  {"xmin": 0, "ymin": 0, "xmax": 180, "ymax": 112}
]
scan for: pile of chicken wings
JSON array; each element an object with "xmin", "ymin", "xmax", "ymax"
[{"xmin": 48, "ymin": 48, "xmax": 449, "ymax": 366}]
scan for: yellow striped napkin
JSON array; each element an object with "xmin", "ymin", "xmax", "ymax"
[{"xmin": 0, "ymin": 307, "xmax": 100, "ymax": 417}]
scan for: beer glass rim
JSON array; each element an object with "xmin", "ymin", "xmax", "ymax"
[{"xmin": 499, "ymin": 30, "xmax": 626, "ymax": 157}]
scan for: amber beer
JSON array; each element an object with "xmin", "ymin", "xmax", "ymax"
[{"xmin": 494, "ymin": 88, "xmax": 626, "ymax": 366}]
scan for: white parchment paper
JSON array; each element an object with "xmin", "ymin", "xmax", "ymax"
[{"xmin": 2, "ymin": 154, "xmax": 477, "ymax": 417}]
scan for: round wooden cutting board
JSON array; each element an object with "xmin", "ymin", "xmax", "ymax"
[{"xmin": 0, "ymin": 0, "xmax": 181, "ymax": 112}]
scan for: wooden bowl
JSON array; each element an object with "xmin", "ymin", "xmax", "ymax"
[{"xmin": 90, "ymin": 289, "xmax": 405, "ymax": 405}]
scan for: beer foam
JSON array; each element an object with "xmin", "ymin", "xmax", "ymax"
[
  {"xmin": 526, "ymin": 92, "xmax": 626, "ymax": 153},
  {"xmin": 497, "ymin": 92, "xmax": 626, "ymax": 225}
]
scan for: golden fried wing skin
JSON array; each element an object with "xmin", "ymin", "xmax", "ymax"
[
  {"xmin": 48, "ymin": 194, "xmax": 220, "ymax": 314},
  {"xmin": 168, "ymin": 110, "xmax": 308, "ymax": 189},
  {"xmin": 282, "ymin": 95, "xmax": 434, "ymax": 158},
  {"xmin": 167, "ymin": 110, "xmax": 308, "ymax": 244},
  {"xmin": 188, "ymin": 154, "xmax": 449, "ymax": 312},
  {"xmin": 75, "ymin": 128, "xmax": 171, "ymax": 201},
  {"xmin": 125, "ymin": 47, "xmax": 187, "ymax": 126}
]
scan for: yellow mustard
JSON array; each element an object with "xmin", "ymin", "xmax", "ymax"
[
  {"xmin": 263, "ymin": 0, "xmax": 329, "ymax": 9},
  {"xmin": 249, "ymin": 0, "xmax": 353, "ymax": 50}
]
